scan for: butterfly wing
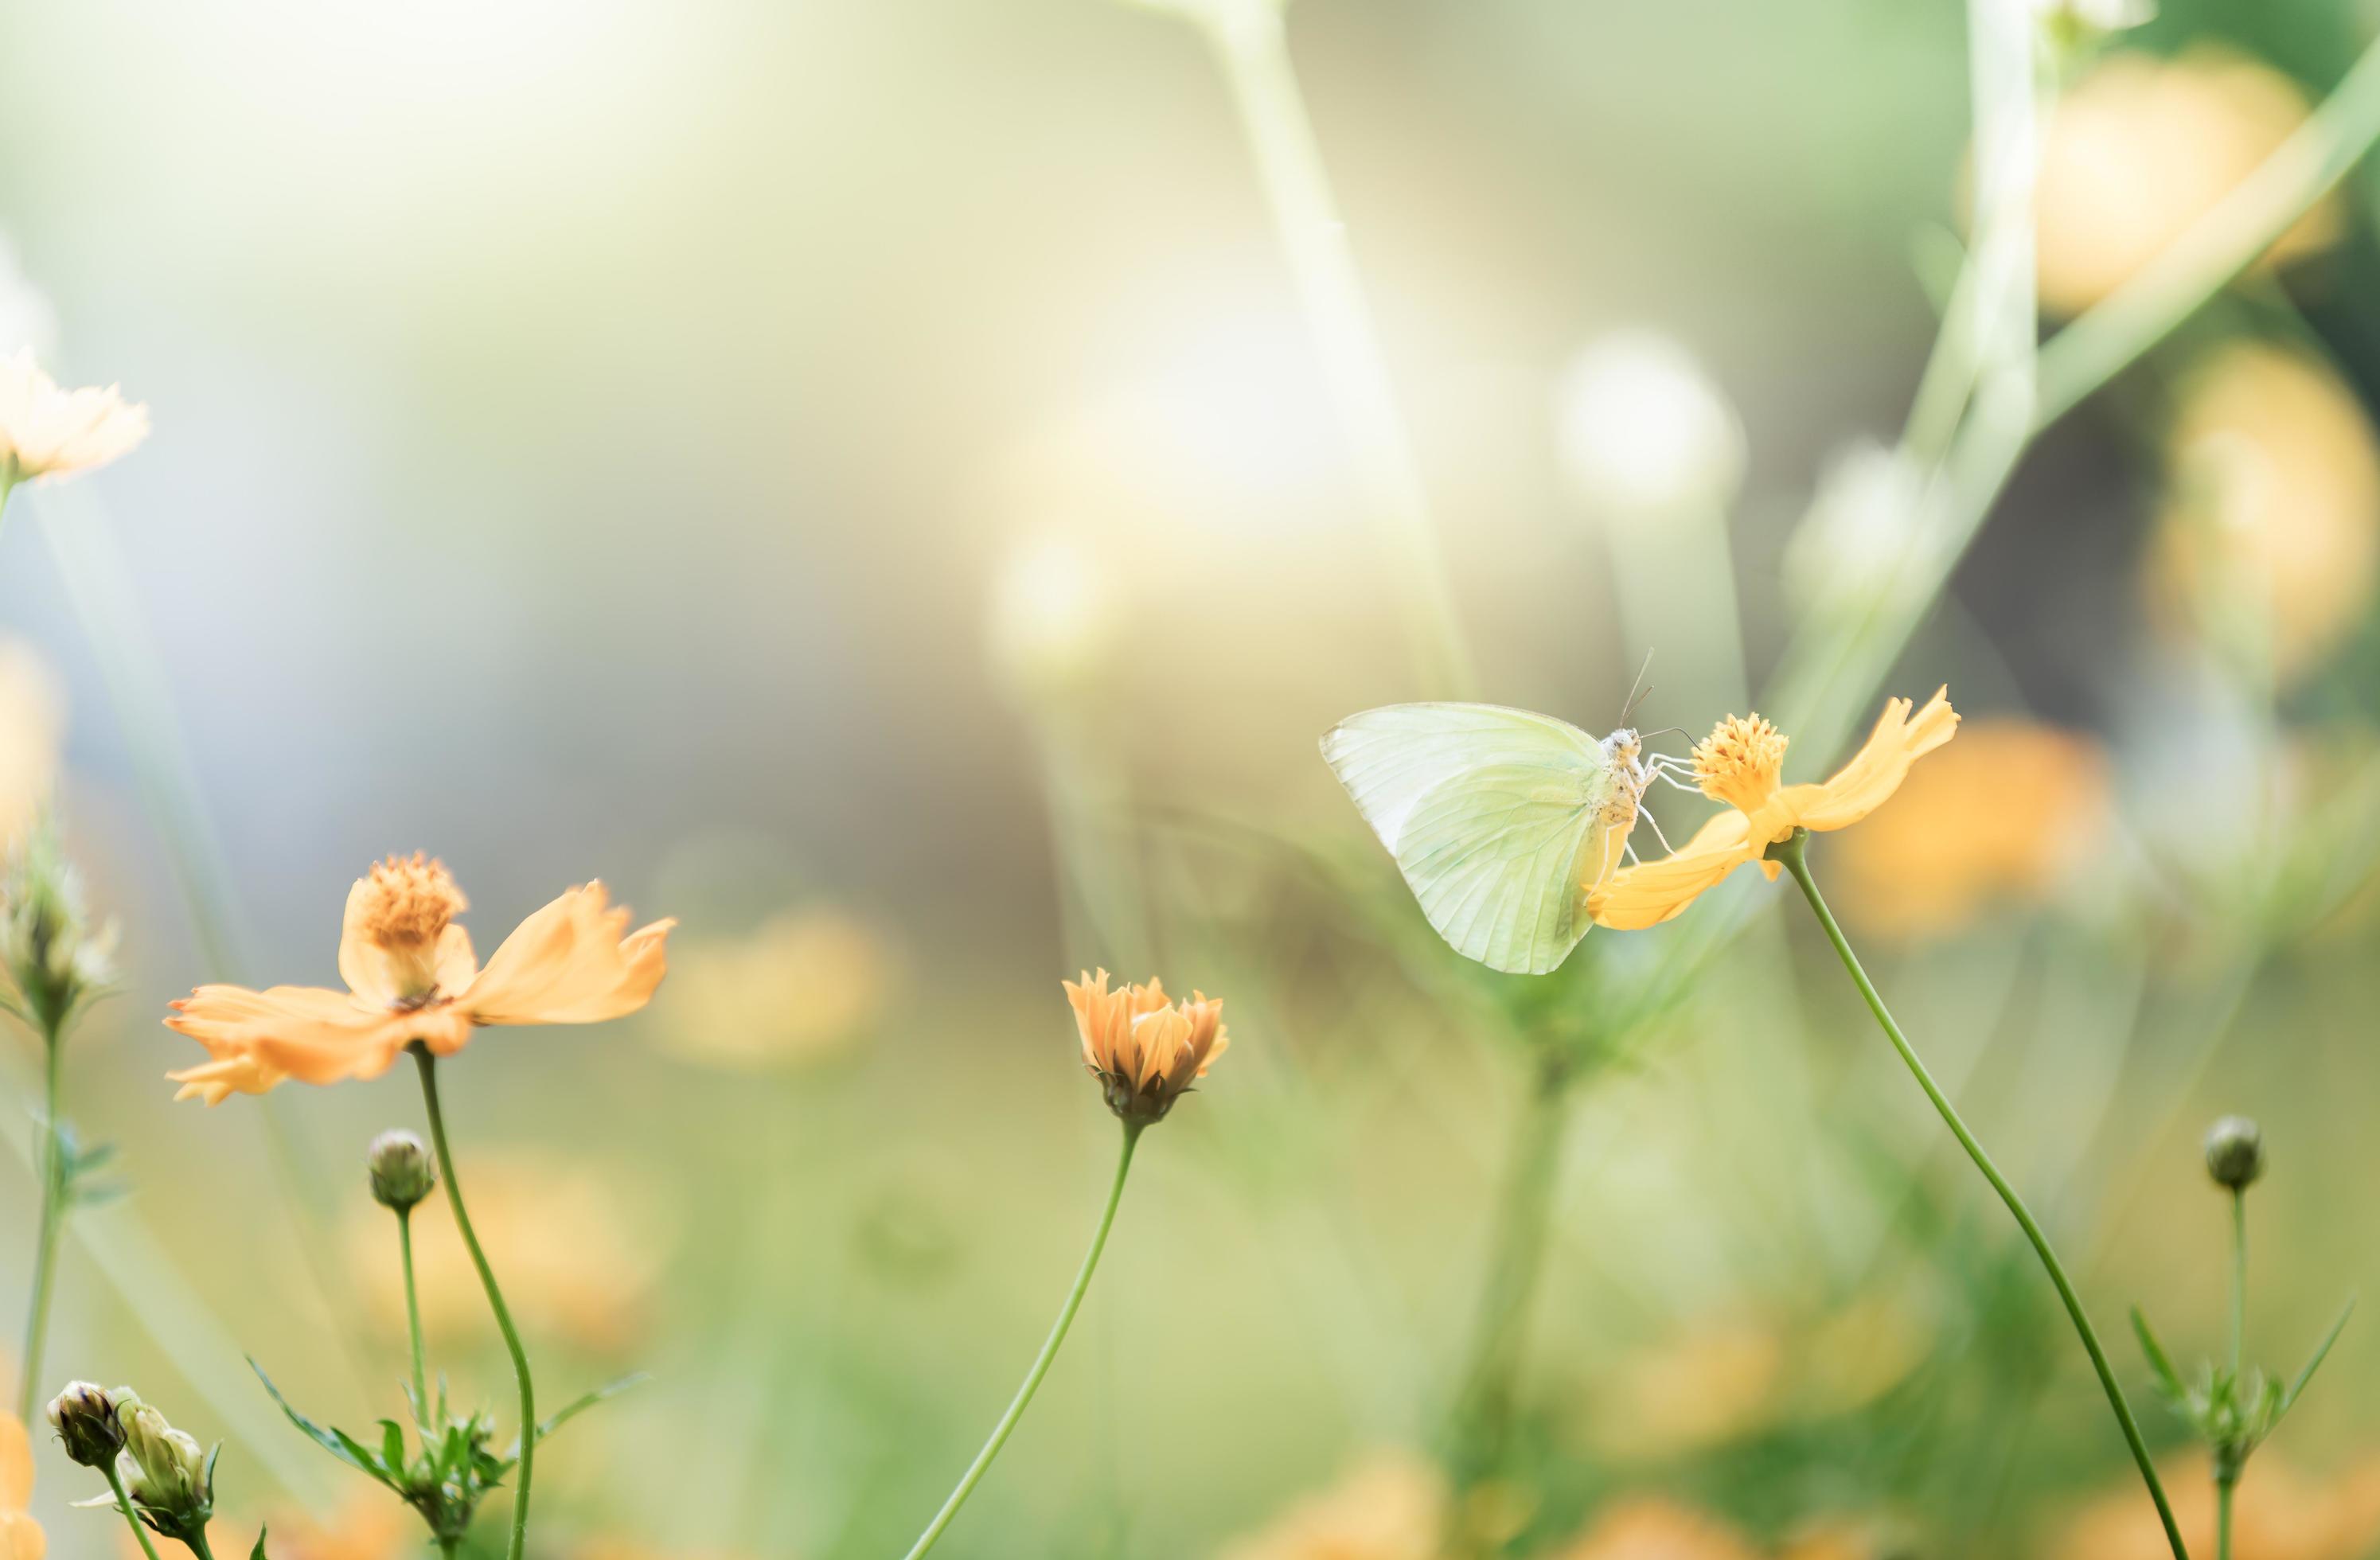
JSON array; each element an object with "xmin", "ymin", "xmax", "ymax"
[{"xmin": 1321, "ymin": 704, "xmax": 1622, "ymax": 974}]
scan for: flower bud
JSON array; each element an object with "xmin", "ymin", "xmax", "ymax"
[
  {"xmin": 45, "ymin": 1381, "xmax": 124, "ymax": 1468},
  {"xmin": 115, "ymin": 1393, "xmax": 213, "ymax": 1537},
  {"xmin": 368, "ymin": 1129, "xmax": 437, "ymax": 1212},
  {"xmin": 2205, "ymin": 1115, "xmax": 2265, "ymax": 1191},
  {"xmin": 2, "ymin": 825, "xmax": 115, "ymax": 1038}
]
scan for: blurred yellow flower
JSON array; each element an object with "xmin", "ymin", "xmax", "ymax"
[
  {"xmin": 0, "ymin": 641, "xmax": 61, "ymax": 851},
  {"xmin": 1587, "ymin": 692, "xmax": 1961, "ymax": 930},
  {"xmin": 1552, "ymin": 1499, "xmax": 1761, "ymax": 1560},
  {"xmin": 2148, "ymin": 338, "xmax": 2380, "ymax": 683},
  {"xmin": 2035, "ymin": 48, "xmax": 2341, "ymax": 314},
  {"xmin": 0, "ymin": 349, "xmax": 148, "ymax": 486},
  {"xmin": 2054, "ymin": 1451, "xmax": 2380, "ymax": 1560},
  {"xmin": 1831, "ymin": 720, "xmax": 2113, "ymax": 937},
  {"xmin": 1066, "ymin": 968, "xmax": 1230, "ymax": 1125},
  {"xmin": 1218, "ymin": 1452, "xmax": 1446, "ymax": 1560},
  {"xmin": 349, "ymin": 1151, "xmax": 665, "ymax": 1355},
  {"xmin": 0, "ymin": 1412, "xmax": 44, "ymax": 1560},
  {"xmin": 1585, "ymin": 1296, "xmax": 1933, "ymax": 1461},
  {"xmin": 660, "ymin": 907, "xmax": 895, "ymax": 1071},
  {"xmin": 166, "ymin": 854, "xmax": 674, "ymax": 1103}
]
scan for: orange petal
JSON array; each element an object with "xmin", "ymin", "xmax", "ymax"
[
  {"xmin": 167, "ymin": 1052, "xmax": 287, "ymax": 1106},
  {"xmin": 0, "ymin": 1511, "xmax": 39, "ymax": 1560},
  {"xmin": 0, "ymin": 1412, "xmax": 31, "ymax": 1513},
  {"xmin": 1586, "ymin": 811, "xmax": 1759, "ymax": 930},
  {"xmin": 462, "ymin": 883, "xmax": 674, "ymax": 1026},
  {"xmin": 336, "ymin": 877, "xmax": 397, "ymax": 1005},
  {"xmin": 1785, "ymin": 688, "xmax": 1961, "ymax": 834},
  {"xmin": 164, "ymin": 984, "xmax": 419, "ymax": 1090}
]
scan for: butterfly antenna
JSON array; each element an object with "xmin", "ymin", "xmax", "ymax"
[{"xmin": 1620, "ymin": 648, "xmax": 1656, "ymax": 728}]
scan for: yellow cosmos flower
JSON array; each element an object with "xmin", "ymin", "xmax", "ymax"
[
  {"xmin": 1219, "ymin": 1452, "xmax": 1446, "ymax": 1560},
  {"xmin": 165, "ymin": 853, "xmax": 673, "ymax": 1104},
  {"xmin": 0, "ymin": 1413, "xmax": 44, "ymax": 1560},
  {"xmin": 347, "ymin": 1151, "xmax": 664, "ymax": 1355},
  {"xmin": 2035, "ymin": 48, "xmax": 2340, "ymax": 315},
  {"xmin": 1064, "ymin": 968, "xmax": 1228, "ymax": 1125},
  {"xmin": 1552, "ymin": 1500, "xmax": 1761, "ymax": 1560},
  {"xmin": 660, "ymin": 907, "xmax": 895, "ymax": 1071},
  {"xmin": 1832, "ymin": 720, "xmax": 2113, "ymax": 937},
  {"xmin": 1586, "ymin": 692, "xmax": 1961, "ymax": 930},
  {"xmin": 0, "ymin": 349, "xmax": 148, "ymax": 485},
  {"xmin": 2148, "ymin": 338, "xmax": 2380, "ymax": 683}
]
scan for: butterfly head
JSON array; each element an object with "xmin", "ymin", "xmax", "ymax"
[{"xmin": 1603, "ymin": 728, "xmax": 1643, "ymax": 768}]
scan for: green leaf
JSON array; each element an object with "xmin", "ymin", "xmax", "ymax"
[
  {"xmin": 501, "ymin": 1374, "xmax": 649, "ymax": 1463},
  {"xmin": 248, "ymin": 1359, "xmax": 392, "ymax": 1487},
  {"xmin": 2282, "ymin": 1296, "xmax": 2357, "ymax": 1413},
  {"xmin": 379, "ymin": 1420, "xmax": 406, "ymax": 1476},
  {"xmin": 2132, "ymin": 1307, "xmax": 2186, "ymax": 1401},
  {"xmin": 251, "ymin": 1523, "xmax": 271, "ymax": 1560}
]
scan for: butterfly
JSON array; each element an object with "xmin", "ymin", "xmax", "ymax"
[{"xmin": 1320, "ymin": 700, "xmax": 1691, "ymax": 975}]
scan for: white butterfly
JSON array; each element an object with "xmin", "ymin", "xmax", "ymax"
[{"xmin": 1320, "ymin": 702, "xmax": 1691, "ymax": 975}]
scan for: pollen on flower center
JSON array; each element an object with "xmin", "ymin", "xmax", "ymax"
[
  {"xmin": 1693, "ymin": 714, "xmax": 1789, "ymax": 813},
  {"xmin": 357, "ymin": 853, "xmax": 467, "ymax": 950}
]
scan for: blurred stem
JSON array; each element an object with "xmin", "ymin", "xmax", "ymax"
[
  {"xmin": 397, "ymin": 1206, "xmax": 428, "ymax": 1418},
  {"xmin": 1184, "ymin": 0, "xmax": 1473, "ymax": 697},
  {"xmin": 104, "ymin": 1463, "xmax": 166, "ymax": 1560},
  {"xmin": 1442, "ymin": 1047, "xmax": 1570, "ymax": 1531},
  {"xmin": 188, "ymin": 1527, "xmax": 220, "ymax": 1560},
  {"xmin": 2217, "ymin": 1480, "xmax": 2236, "ymax": 1560},
  {"xmin": 410, "ymin": 1046, "xmax": 535, "ymax": 1560},
  {"xmin": 902, "ymin": 1122, "xmax": 1141, "ymax": 1560},
  {"xmin": 17, "ymin": 1024, "xmax": 65, "ymax": 1425},
  {"xmin": 2228, "ymin": 1188, "xmax": 2247, "ymax": 1381},
  {"xmin": 1771, "ymin": 831, "xmax": 2188, "ymax": 1560}
]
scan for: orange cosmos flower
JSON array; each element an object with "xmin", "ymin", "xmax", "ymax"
[
  {"xmin": 0, "ymin": 1413, "xmax": 42, "ymax": 1560},
  {"xmin": 165, "ymin": 853, "xmax": 673, "ymax": 1104},
  {"xmin": 1064, "ymin": 969, "xmax": 1228, "ymax": 1125},
  {"xmin": 1587, "ymin": 690, "xmax": 1961, "ymax": 930},
  {"xmin": 0, "ymin": 349, "xmax": 148, "ymax": 485}
]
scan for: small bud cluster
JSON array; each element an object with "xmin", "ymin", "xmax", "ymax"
[
  {"xmin": 2205, "ymin": 1115, "xmax": 2265, "ymax": 1191},
  {"xmin": 1, "ymin": 826, "xmax": 115, "ymax": 1039},
  {"xmin": 47, "ymin": 1381, "xmax": 217, "ymax": 1542}
]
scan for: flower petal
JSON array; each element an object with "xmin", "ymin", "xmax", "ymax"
[
  {"xmin": 336, "ymin": 877, "xmax": 396, "ymax": 1005},
  {"xmin": 1786, "ymin": 688, "xmax": 1961, "ymax": 833},
  {"xmin": 1586, "ymin": 811, "xmax": 1759, "ymax": 930},
  {"xmin": 0, "ymin": 1412, "xmax": 31, "ymax": 1514},
  {"xmin": 462, "ymin": 883, "xmax": 674, "ymax": 1026},
  {"xmin": 164, "ymin": 984, "xmax": 416, "ymax": 1094}
]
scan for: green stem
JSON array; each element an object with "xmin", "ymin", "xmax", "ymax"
[
  {"xmin": 411, "ymin": 1046, "xmax": 534, "ymax": 1560},
  {"xmin": 2217, "ymin": 1477, "xmax": 2236, "ymax": 1560},
  {"xmin": 104, "ymin": 1463, "xmax": 166, "ymax": 1560},
  {"xmin": 1442, "ymin": 1047, "xmax": 1570, "ymax": 1505},
  {"xmin": 901, "ymin": 1122, "xmax": 1141, "ymax": 1560},
  {"xmin": 18, "ymin": 1028, "xmax": 64, "ymax": 1424},
  {"xmin": 397, "ymin": 1206, "xmax": 429, "ymax": 1418},
  {"xmin": 1772, "ymin": 832, "xmax": 2187, "ymax": 1560},
  {"xmin": 186, "ymin": 1526, "xmax": 220, "ymax": 1560},
  {"xmin": 2228, "ymin": 1188, "xmax": 2247, "ymax": 1382}
]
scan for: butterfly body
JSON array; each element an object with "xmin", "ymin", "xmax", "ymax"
[{"xmin": 1321, "ymin": 704, "xmax": 1655, "ymax": 975}]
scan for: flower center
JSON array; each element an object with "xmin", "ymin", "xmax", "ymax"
[
  {"xmin": 357, "ymin": 853, "xmax": 466, "ymax": 996},
  {"xmin": 1693, "ymin": 714, "xmax": 1788, "ymax": 813}
]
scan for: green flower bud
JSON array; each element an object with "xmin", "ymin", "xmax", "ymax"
[
  {"xmin": 115, "ymin": 1394, "xmax": 214, "ymax": 1538},
  {"xmin": 45, "ymin": 1381, "xmax": 124, "ymax": 1468},
  {"xmin": 2206, "ymin": 1115, "xmax": 2265, "ymax": 1191},
  {"xmin": 368, "ymin": 1129, "xmax": 437, "ymax": 1212},
  {"xmin": 2, "ymin": 825, "xmax": 115, "ymax": 1039}
]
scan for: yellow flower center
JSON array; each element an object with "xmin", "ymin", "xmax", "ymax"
[
  {"xmin": 1693, "ymin": 714, "xmax": 1788, "ymax": 814},
  {"xmin": 357, "ymin": 853, "xmax": 466, "ymax": 996}
]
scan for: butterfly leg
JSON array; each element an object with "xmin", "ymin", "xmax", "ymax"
[{"xmin": 1639, "ymin": 803, "xmax": 1677, "ymax": 855}]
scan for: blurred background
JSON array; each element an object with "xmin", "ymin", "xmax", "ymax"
[{"xmin": 3, "ymin": 0, "xmax": 2380, "ymax": 1554}]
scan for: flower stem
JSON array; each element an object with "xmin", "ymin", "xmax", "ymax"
[
  {"xmin": 1442, "ymin": 1047, "xmax": 1570, "ymax": 1511},
  {"xmin": 410, "ymin": 1045, "xmax": 535, "ymax": 1560},
  {"xmin": 1770, "ymin": 832, "xmax": 2188, "ymax": 1560},
  {"xmin": 397, "ymin": 1204, "xmax": 429, "ymax": 1419},
  {"xmin": 2217, "ymin": 1478, "xmax": 2236, "ymax": 1560},
  {"xmin": 901, "ymin": 1122, "xmax": 1142, "ymax": 1560},
  {"xmin": 104, "ymin": 1463, "xmax": 166, "ymax": 1560},
  {"xmin": 2228, "ymin": 1188, "xmax": 2247, "ymax": 1382},
  {"xmin": 187, "ymin": 1526, "xmax": 220, "ymax": 1560},
  {"xmin": 17, "ymin": 1027, "xmax": 65, "ymax": 1424}
]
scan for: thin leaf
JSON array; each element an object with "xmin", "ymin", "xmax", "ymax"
[
  {"xmin": 2132, "ymin": 1307, "xmax": 2186, "ymax": 1400},
  {"xmin": 379, "ymin": 1420, "xmax": 406, "ymax": 1476},
  {"xmin": 248, "ymin": 1359, "xmax": 387, "ymax": 1484},
  {"xmin": 501, "ymin": 1374, "xmax": 649, "ymax": 1462},
  {"xmin": 2282, "ymin": 1296, "xmax": 2357, "ymax": 1412},
  {"xmin": 251, "ymin": 1523, "xmax": 270, "ymax": 1560}
]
